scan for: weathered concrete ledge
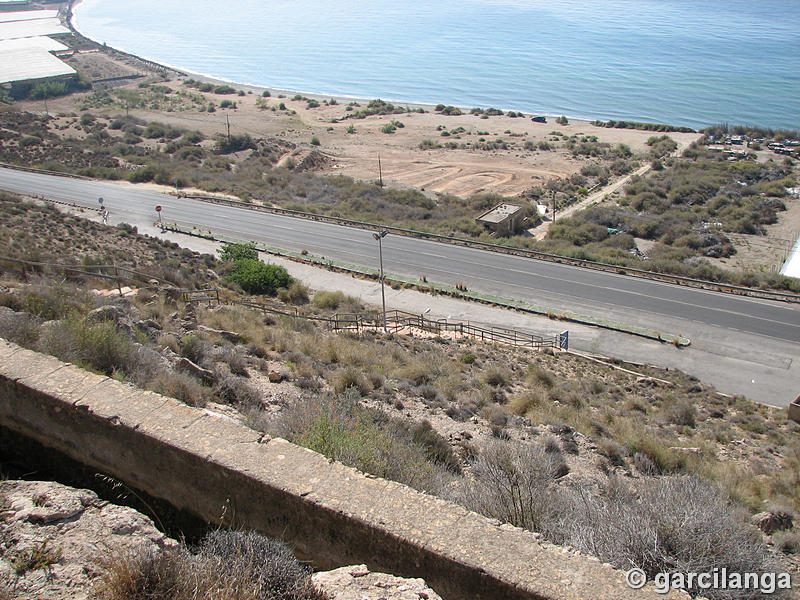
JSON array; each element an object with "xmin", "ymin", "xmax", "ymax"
[{"xmin": 0, "ymin": 339, "xmax": 685, "ymax": 600}]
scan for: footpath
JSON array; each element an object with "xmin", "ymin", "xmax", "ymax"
[{"xmin": 68, "ymin": 209, "xmax": 795, "ymax": 408}]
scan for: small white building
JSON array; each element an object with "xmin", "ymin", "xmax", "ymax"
[{"xmin": 476, "ymin": 203, "xmax": 526, "ymax": 236}]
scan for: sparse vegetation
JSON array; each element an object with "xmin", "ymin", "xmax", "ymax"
[
  {"xmin": 12, "ymin": 540, "xmax": 61, "ymax": 575},
  {"xmin": 97, "ymin": 530, "xmax": 324, "ymax": 600},
  {"xmin": 1, "ymin": 148, "xmax": 798, "ymax": 597},
  {"xmin": 593, "ymin": 119, "xmax": 696, "ymax": 133}
]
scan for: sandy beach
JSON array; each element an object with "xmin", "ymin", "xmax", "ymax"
[{"xmin": 53, "ymin": 0, "xmax": 702, "ymax": 201}]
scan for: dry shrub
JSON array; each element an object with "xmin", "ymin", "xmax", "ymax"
[
  {"xmin": 527, "ymin": 365, "xmax": 555, "ymax": 388},
  {"xmin": 148, "ymin": 371, "xmax": 211, "ymax": 407},
  {"xmin": 482, "ymin": 366, "xmax": 510, "ymax": 387},
  {"xmin": 218, "ymin": 344, "xmax": 249, "ymax": 376},
  {"xmin": 447, "ymin": 441, "xmax": 567, "ymax": 532},
  {"xmin": 311, "ymin": 290, "xmax": 359, "ymax": 310},
  {"xmin": 435, "ymin": 373, "xmax": 468, "ymax": 401},
  {"xmin": 508, "ymin": 387, "xmax": 548, "ymax": 416},
  {"xmin": 97, "ymin": 530, "xmax": 323, "ymax": 600},
  {"xmin": 37, "ymin": 316, "xmax": 137, "ymax": 377},
  {"xmin": 328, "ymin": 366, "xmax": 372, "ymax": 396},
  {"xmin": 20, "ymin": 276, "xmax": 94, "ymax": 320},
  {"xmin": 215, "ymin": 375, "xmax": 261, "ymax": 408},
  {"xmin": 274, "ymin": 392, "xmax": 456, "ymax": 494},
  {"xmin": 277, "ymin": 281, "xmax": 309, "ymax": 305},
  {"xmin": 199, "ymin": 305, "xmax": 265, "ymax": 343},
  {"xmin": 664, "ymin": 399, "xmax": 697, "ymax": 428},
  {"xmin": 482, "ymin": 404, "xmax": 508, "ymax": 427},
  {"xmin": 394, "ymin": 358, "xmax": 436, "ymax": 385},
  {"xmin": 597, "ymin": 439, "xmax": 626, "ymax": 466},
  {"xmin": 773, "ymin": 531, "xmax": 800, "ymax": 555},
  {"xmin": 553, "ymin": 476, "xmax": 783, "ymax": 600},
  {"xmin": 179, "ymin": 334, "xmax": 212, "ymax": 366},
  {"xmin": 0, "ymin": 307, "xmax": 41, "ymax": 347},
  {"xmin": 157, "ymin": 332, "xmax": 180, "ymax": 354},
  {"xmin": 445, "ymin": 403, "xmax": 473, "ymax": 422},
  {"xmin": 626, "ymin": 435, "xmax": 688, "ymax": 474}
]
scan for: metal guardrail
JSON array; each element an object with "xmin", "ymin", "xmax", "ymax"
[
  {"xmin": 0, "ymin": 256, "xmax": 563, "ymax": 348},
  {"xmin": 179, "ymin": 193, "xmax": 800, "ymax": 304},
  {"xmin": 0, "ymin": 162, "xmax": 90, "ymax": 181},
  {"xmin": 2, "ymin": 160, "xmax": 796, "ymax": 302},
  {"xmin": 182, "ymin": 288, "xmax": 220, "ymax": 304},
  {"xmin": 0, "ymin": 256, "xmax": 185, "ymax": 296},
  {"xmin": 313, "ymin": 309, "xmax": 561, "ymax": 349}
]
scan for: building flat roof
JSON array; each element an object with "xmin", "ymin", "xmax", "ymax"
[
  {"xmin": 0, "ymin": 9, "xmax": 58, "ymax": 22},
  {"xmin": 0, "ymin": 46, "xmax": 75, "ymax": 84},
  {"xmin": 476, "ymin": 203, "xmax": 524, "ymax": 224},
  {"xmin": 0, "ymin": 35, "xmax": 67, "ymax": 52},
  {"xmin": 0, "ymin": 18, "xmax": 68, "ymax": 40}
]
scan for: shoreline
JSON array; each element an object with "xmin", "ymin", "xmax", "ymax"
[{"xmin": 67, "ymin": 0, "xmax": 700, "ymax": 132}]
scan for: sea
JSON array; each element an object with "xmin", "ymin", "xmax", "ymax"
[{"xmin": 72, "ymin": 0, "xmax": 800, "ymax": 130}]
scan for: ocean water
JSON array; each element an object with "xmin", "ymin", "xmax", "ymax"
[{"xmin": 72, "ymin": 0, "xmax": 800, "ymax": 130}]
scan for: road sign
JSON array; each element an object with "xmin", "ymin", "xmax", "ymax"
[{"xmin": 155, "ymin": 205, "xmax": 162, "ymax": 212}]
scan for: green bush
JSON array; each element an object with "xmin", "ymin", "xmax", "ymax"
[
  {"xmin": 280, "ymin": 393, "xmax": 454, "ymax": 493},
  {"xmin": 37, "ymin": 316, "xmax": 136, "ymax": 377},
  {"xmin": 29, "ymin": 81, "xmax": 68, "ymax": 100},
  {"xmin": 312, "ymin": 290, "xmax": 348, "ymax": 310},
  {"xmin": 213, "ymin": 85, "xmax": 236, "ymax": 94},
  {"xmin": 219, "ymin": 242, "xmax": 258, "ymax": 263},
  {"xmin": 214, "ymin": 133, "xmax": 255, "ymax": 154},
  {"xmin": 278, "ymin": 281, "xmax": 309, "ymax": 305},
  {"xmin": 436, "ymin": 105, "xmax": 462, "ymax": 116},
  {"xmin": 229, "ymin": 259, "xmax": 292, "ymax": 296}
]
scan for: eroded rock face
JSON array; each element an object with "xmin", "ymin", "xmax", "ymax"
[
  {"xmin": 0, "ymin": 481, "xmax": 443, "ymax": 600},
  {"xmin": 312, "ymin": 564, "xmax": 443, "ymax": 600},
  {"xmin": 0, "ymin": 480, "xmax": 176, "ymax": 599}
]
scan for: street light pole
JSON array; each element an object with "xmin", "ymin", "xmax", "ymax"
[{"xmin": 373, "ymin": 230, "xmax": 389, "ymax": 332}]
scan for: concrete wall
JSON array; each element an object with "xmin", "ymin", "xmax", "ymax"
[{"xmin": 0, "ymin": 339, "xmax": 686, "ymax": 600}]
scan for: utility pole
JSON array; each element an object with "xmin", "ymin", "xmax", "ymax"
[
  {"xmin": 551, "ymin": 189, "xmax": 557, "ymax": 222},
  {"xmin": 378, "ymin": 154, "xmax": 383, "ymax": 187},
  {"xmin": 373, "ymin": 230, "xmax": 389, "ymax": 332},
  {"xmin": 226, "ymin": 114, "xmax": 232, "ymax": 145}
]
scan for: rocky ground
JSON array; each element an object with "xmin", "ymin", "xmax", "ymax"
[
  {"xmin": 0, "ymin": 480, "xmax": 176, "ymax": 599},
  {"xmin": 1, "ymin": 196, "xmax": 799, "ymax": 598},
  {"xmin": 0, "ymin": 480, "xmax": 442, "ymax": 600}
]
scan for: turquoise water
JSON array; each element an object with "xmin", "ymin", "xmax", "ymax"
[{"xmin": 72, "ymin": 0, "xmax": 800, "ymax": 130}]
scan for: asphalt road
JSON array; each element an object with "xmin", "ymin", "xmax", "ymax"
[{"xmin": 1, "ymin": 166, "xmax": 798, "ymax": 346}]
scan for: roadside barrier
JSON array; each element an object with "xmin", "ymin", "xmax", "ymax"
[
  {"xmin": 0, "ymin": 256, "xmax": 564, "ymax": 350},
  {"xmin": 3, "ymin": 162, "xmax": 796, "ymax": 302},
  {"xmin": 178, "ymin": 192, "xmax": 800, "ymax": 304}
]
